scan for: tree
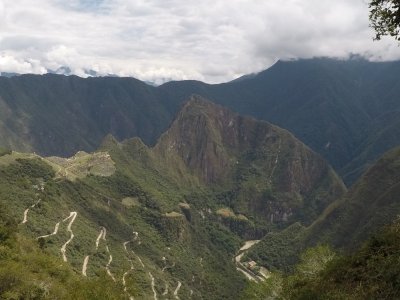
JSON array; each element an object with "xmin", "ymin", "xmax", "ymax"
[{"xmin": 369, "ymin": 0, "xmax": 400, "ymax": 40}]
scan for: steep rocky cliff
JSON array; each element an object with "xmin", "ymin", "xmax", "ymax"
[{"xmin": 153, "ymin": 96, "xmax": 346, "ymax": 226}]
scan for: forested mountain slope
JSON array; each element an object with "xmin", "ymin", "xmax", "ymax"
[
  {"xmin": 1, "ymin": 58, "xmax": 400, "ymax": 184},
  {"xmin": 0, "ymin": 97, "xmax": 345, "ymax": 299},
  {"xmin": 248, "ymin": 146, "xmax": 400, "ymax": 271}
]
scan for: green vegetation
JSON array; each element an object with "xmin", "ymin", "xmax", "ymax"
[
  {"xmin": 0, "ymin": 147, "xmax": 11, "ymax": 156},
  {"xmin": 239, "ymin": 273, "xmax": 283, "ymax": 300},
  {"xmin": 121, "ymin": 197, "xmax": 140, "ymax": 208},
  {"xmin": 0, "ymin": 98, "xmax": 348, "ymax": 299},
  {"xmin": 247, "ymin": 223, "xmax": 307, "ymax": 272},
  {"xmin": 246, "ymin": 154, "xmax": 400, "ymax": 297},
  {"xmin": 0, "ymin": 93, "xmax": 398, "ymax": 299},
  {"xmin": 282, "ymin": 221, "xmax": 400, "ymax": 299},
  {"xmin": 0, "ymin": 203, "xmax": 125, "ymax": 299},
  {"xmin": 1, "ymin": 58, "xmax": 400, "ymax": 185},
  {"xmin": 305, "ymin": 146, "xmax": 400, "ymax": 250},
  {"xmin": 0, "ymin": 147, "xmax": 246, "ymax": 299},
  {"xmin": 152, "ymin": 97, "xmax": 345, "ymax": 233},
  {"xmin": 369, "ymin": 0, "xmax": 400, "ymax": 40},
  {"xmin": 242, "ymin": 221, "xmax": 400, "ymax": 299}
]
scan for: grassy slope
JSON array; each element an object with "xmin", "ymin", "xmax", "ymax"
[
  {"xmin": 0, "ymin": 150, "xmax": 245, "ymax": 299},
  {"xmin": 0, "ymin": 98, "xmax": 347, "ymax": 299},
  {"xmin": 282, "ymin": 221, "xmax": 400, "ymax": 300},
  {"xmin": 305, "ymin": 146, "xmax": 400, "ymax": 249},
  {"xmin": 241, "ymin": 221, "xmax": 400, "ymax": 300}
]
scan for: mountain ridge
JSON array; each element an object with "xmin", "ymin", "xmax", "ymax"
[
  {"xmin": 247, "ymin": 145, "xmax": 400, "ymax": 271},
  {"xmin": 1, "ymin": 58, "xmax": 399, "ymax": 185},
  {"xmin": 102, "ymin": 95, "xmax": 346, "ymax": 229},
  {"xmin": 0, "ymin": 95, "xmax": 349, "ymax": 299}
]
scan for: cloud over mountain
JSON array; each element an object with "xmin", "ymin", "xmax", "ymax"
[{"xmin": 0, "ymin": 0, "xmax": 399, "ymax": 83}]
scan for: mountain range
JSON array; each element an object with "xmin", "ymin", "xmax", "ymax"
[
  {"xmin": 1, "ymin": 58, "xmax": 399, "ymax": 185},
  {"xmin": 0, "ymin": 57, "xmax": 399, "ymax": 299},
  {"xmin": 0, "ymin": 97, "xmax": 348, "ymax": 299}
]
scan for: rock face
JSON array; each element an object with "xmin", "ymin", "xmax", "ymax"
[
  {"xmin": 155, "ymin": 96, "xmax": 240, "ymax": 183},
  {"xmin": 153, "ymin": 95, "xmax": 346, "ymax": 225},
  {"xmin": 100, "ymin": 95, "xmax": 344, "ymax": 228}
]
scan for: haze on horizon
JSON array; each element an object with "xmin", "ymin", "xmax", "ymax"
[{"xmin": 0, "ymin": 0, "xmax": 399, "ymax": 84}]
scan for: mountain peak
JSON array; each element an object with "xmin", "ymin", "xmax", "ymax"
[
  {"xmin": 186, "ymin": 93, "xmax": 209, "ymax": 104},
  {"xmin": 155, "ymin": 96, "xmax": 236, "ymax": 183},
  {"xmin": 99, "ymin": 134, "xmax": 119, "ymax": 150},
  {"xmin": 154, "ymin": 96, "xmax": 345, "ymax": 225},
  {"xmin": 180, "ymin": 94, "xmax": 221, "ymax": 113}
]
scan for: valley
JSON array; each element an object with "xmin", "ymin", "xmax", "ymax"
[
  {"xmin": 0, "ymin": 63, "xmax": 398, "ymax": 299},
  {"xmin": 2, "ymin": 0, "xmax": 400, "ymax": 298},
  {"xmin": 0, "ymin": 96, "xmax": 346, "ymax": 299},
  {"xmin": 234, "ymin": 240, "xmax": 270, "ymax": 282},
  {"xmin": 1, "ymin": 59, "xmax": 400, "ymax": 185}
]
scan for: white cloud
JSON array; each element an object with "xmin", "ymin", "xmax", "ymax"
[
  {"xmin": 0, "ymin": 54, "xmax": 46, "ymax": 74},
  {"xmin": 0, "ymin": 1, "xmax": 4, "ymax": 17},
  {"xmin": 0, "ymin": 0, "xmax": 399, "ymax": 83}
]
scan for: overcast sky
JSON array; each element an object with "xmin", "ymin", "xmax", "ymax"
[{"xmin": 0, "ymin": 0, "xmax": 399, "ymax": 83}]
